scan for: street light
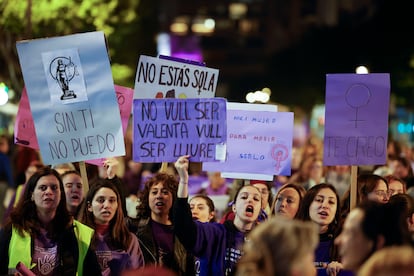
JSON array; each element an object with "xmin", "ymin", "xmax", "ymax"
[{"xmin": 355, "ymin": 65, "xmax": 369, "ymax": 74}]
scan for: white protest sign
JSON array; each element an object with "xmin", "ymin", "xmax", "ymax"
[
  {"xmin": 134, "ymin": 55, "xmax": 219, "ymax": 99},
  {"xmin": 203, "ymin": 102, "xmax": 294, "ymax": 180}
]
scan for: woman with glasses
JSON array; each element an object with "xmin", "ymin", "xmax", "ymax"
[{"xmin": 357, "ymin": 174, "xmax": 389, "ymax": 204}]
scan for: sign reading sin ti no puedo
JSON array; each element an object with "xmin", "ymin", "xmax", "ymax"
[{"xmin": 16, "ymin": 31, "xmax": 125, "ymax": 165}]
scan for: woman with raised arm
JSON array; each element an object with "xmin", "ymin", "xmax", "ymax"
[{"xmin": 174, "ymin": 155, "xmax": 262, "ymax": 276}]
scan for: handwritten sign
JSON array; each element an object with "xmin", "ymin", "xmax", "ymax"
[
  {"xmin": 324, "ymin": 73, "xmax": 390, "ymax": 165},
  {"xmin": 203, "ymin": 103, "xmax": 293, "ymax": 177},
  {"xmin": 133, "ymin": 98, "xmax": 227, "ymax": 162},
  {"xmin": 16, "ymin": 31, "xmax": 125, "ymax": 165},
  {"xmin": 134, "ymin": 55, "xmax": 219, "ymax": 99},
  {"xmin": 14, "ymin": 85, "xmax": 133, "ymax": 166},
  {"xmin": 14, "ymin": 87, "xmax": 39, "ymax": 148}
]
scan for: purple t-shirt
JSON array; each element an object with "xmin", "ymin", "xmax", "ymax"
[
  {"xmin": 32, "ymin": 229, "xmax": 58, "ymax": 275},
  {"xmin": 94, "ymin": 231, "xmax": 144, "ymax": 276},
  {"xmin": 151, "ymin": 220, "xmax": 175, "ymax": 267}
]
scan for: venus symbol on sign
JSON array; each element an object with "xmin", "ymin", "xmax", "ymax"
[{"xmin": 271, "ymin": 144, "xmax": 288, "ymax": 173}]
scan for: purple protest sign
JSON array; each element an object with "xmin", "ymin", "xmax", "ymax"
[
  {"xmin": 133, "ymin": 98, "xmax": 227, "ymax": 162},
  {"xmin": 324, "ymin": 73, "xmax": 390, "ymax": 166},
  {"xmin": 203, "ymin": 103, "xmax": 293, "ymax": 176}
]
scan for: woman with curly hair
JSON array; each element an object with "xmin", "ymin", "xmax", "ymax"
[{"xmin": 128, "ymin": 173, "xmax": 194, "ymax": 275}]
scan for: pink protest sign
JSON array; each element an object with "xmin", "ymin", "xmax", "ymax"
[
  {"xmin": 323, "ymin": 73, "xmax": 390, "ymax": 166},
  {"xmin": 14, "ymin": 87, "xmax": 39, "ymax": 148},
  {"xmin": 14, "ymin": 85, "xmax": 133, "ymax": 165}
]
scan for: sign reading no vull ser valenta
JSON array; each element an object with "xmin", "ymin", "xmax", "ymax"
[
  {"xmin": 16, "ymin": 31, "xmax": 125, "ymax": 165},
  {"xmin": 133, "ymin": 98, "xmax": 227, "ymax": 163},
  {"xmin": 323, "ymin": 73, "xmax": 390, "ymax": 166}
]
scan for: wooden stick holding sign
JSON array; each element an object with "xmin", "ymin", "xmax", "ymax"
[
  {"xmin": 78, "ymin": 161, "xmax": 89, "ymax": 195},
  {"xmin": 159, "ymin": 162, "xmax": 169, "ymax": 173},
  {"xmin": 350, "ymin": 165, "xmax": 358, "ymax": 210}
]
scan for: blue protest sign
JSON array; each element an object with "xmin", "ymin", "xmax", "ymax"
[{"xmin": 16, "ymin": 31, "xmax": 125, "ymax": 165}]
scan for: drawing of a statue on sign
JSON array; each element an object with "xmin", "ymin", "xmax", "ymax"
[
  {"xmin": 53, "ymin": 57, "xmax": 77, "ymax": 100},
  {"xmin": 42, "ymin": 48, "xmax": 88, "ymax": 104}
]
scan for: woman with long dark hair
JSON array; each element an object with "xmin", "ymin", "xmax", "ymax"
[{"xmin": 0, "ymin": 167, "xmax": 101, "ymax": 275}]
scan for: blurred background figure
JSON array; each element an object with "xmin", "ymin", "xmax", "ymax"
[
  {"xmin": 289, "ymin": 155, "xmax": 326, "ymax": 190},
  {"xmin": 325, "ymin": 165, "xmax": 351, "ymax": 198},
  {"xmin": 357, "ymin": 246, "xmax": 414, "ymax": 276},
  {"xmin": 384, "ymin": 174, "xmax": 406, "ymax": 196},
  {"xmin": 197, "ymin": 171, "xmax": 231, "ymax": 196},
  {"xmin": 0, "ymin": 134, "xmax": 14, "ymax": 227},
  {"xmin": 61, "ymin": 170, "xmax": 84, "ymax": 217},
  {"xmin": 123, "ymin": 160, "xmax": 144, "ymax": 196},
  {"xmin": 357, "ymin": 174, "xmax": 389, "ymax": 204},
  {"xmin": 197, "ymin": 171, "xmax": 231, "ymax": 219},
  {"xmin": 335, "ymin": 201, "xmax": 411, "ymax": 274},
  {"xmin": 237, "ymin": 216, "xmax": 318, "ymax": 276},
  {"xmin": 391, "ymin": 156, "xmax": 414, "ymax": 189},
  {"xmin": 51, "ymin": 162, "xmax": 76, "ymax": 175},
  {"xmin": 2, "ymin": 160, "xmax": 44, "ymax": 224},
  {"xmin": 388, "ymin": 193, "xmax": 414, "ymax": 241}
]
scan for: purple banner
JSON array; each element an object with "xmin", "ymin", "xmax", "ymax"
[
  {"xmin": 133, "ymin": 98, "xmax": 227, "ymax": 162},
  {"xmin": 203, "ymin": 105, "xmax": 293, "ymax": 176},
  {"xmin": 324, "ymin": 73, "xmax": 390, "ymax": 166}
]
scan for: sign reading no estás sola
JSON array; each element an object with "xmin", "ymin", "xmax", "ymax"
[{"xmin": 134, "ymin": 55, "xmax": 219, "ymax": 99}]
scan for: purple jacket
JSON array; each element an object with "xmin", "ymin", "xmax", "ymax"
[{"xmin": 173, "ymin": 198, "xmax": 246, "ymax": 276}]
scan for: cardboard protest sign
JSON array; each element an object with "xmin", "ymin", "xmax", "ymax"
[
  {"xmin": 203, "ymin": 103, "xmax": 293, "ymax": 177},
  {"xmin": 16, "ymin": 31, "xmax": 125, "ymax": 165},
  {"xmin": 134, "ymin": 55, "xmax": 219, "ymax": 99},
  {"xmin": 133, "ymin": 98, "xmax": 227, "ymax": 162},
  {"xmin": 14, "ymin": 85, "xmax": 133, "ymax": 166},
  {"xmin": 324, "ymin": 73, "xmax": 390, "ymax": 165},
  {"xmin": 14, "ymin": 87, "xmax": 39, "ymax": 148}
]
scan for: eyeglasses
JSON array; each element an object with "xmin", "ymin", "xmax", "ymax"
[
  {"xmin": 258, "ymin": 189, "xmax": 269, "ymax": 195},
  {"xmin": 371, "ymin": 190, "xmax": 390, "ymax": 198},
  {"xmin": 389, "ymin": 189, "xmax": 404, "ymax": 195}
]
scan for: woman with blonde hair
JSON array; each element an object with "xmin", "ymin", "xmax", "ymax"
[{"xmin": 237, "ymin": 216, "xmax": 318, "ymax": 276}]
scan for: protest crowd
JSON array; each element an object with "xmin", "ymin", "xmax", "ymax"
[
  {"xmin": 0, "ymin": 30, "xmax": 412, "ymax": 276},
  {"xmin": 1, "ymin": 129, "xmax": 414, "ymax": 275}
]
